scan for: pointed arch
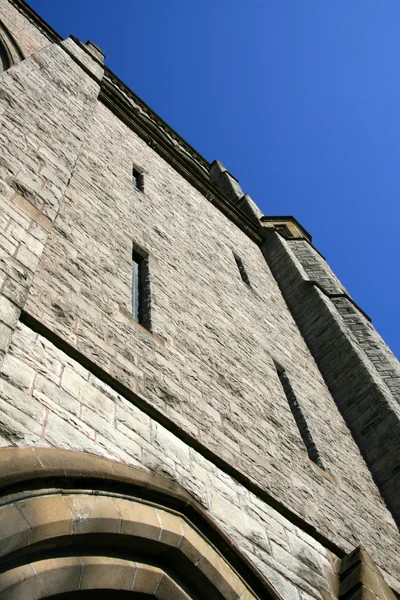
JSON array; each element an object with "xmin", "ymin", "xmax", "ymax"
[
  {"xmin": 0, "ymin": 20, "xmax": 24, "ymax": 72},
  {"xmin": 0, "ymin": 447, "xmax": 283, "ymax": 600}
]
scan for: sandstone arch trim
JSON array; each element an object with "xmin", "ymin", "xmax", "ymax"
[
  {"xmin": 0, "ymin": 557, "xmax": 192, "ymax": 599},
  {"xmin": 0, "ymin": 489, "xmax": 259, "ymax": 600},
  {"xmin": 0, "ymin": 447, "xmax": 283, "ymax": 600}
]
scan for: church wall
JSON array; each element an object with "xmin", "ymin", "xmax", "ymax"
[
  {"xmin": 0, "ymin": 0, "xmax": 51, "ymax": 58},
  {"xmin": 262, "ymin": 230, "xmax": 400, "ymax": 527},
  {"xmin": 0, "ymin": 19, "xmax": 102, "ymax": 372},
  {"xmin": 0, "ymin": 320, "xmax": 340, "ymax": 600},
  {"xmin": 17, "ymin": 97, "xmax": 400, "ymax": 587},
  {"xmin": 0, "ymin": 0, "xmax": 399, "ymax": 595},
  {"xmin": 283, "ymin": 237, "xmax": 400, "ymax": 403}
]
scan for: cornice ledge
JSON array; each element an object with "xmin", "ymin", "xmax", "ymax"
[
  {"xmin": 260, "ymin": 215, "xmax": 312, "ymax": 242},
  {"xmin": 307, "ymin": 280, "xmax": 372, "ymax": 322}
]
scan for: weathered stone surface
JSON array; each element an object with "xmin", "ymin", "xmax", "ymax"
[
  {"xmin": 19, "ymin": 88, "xmax": 400, "ymax": 589},
  {"xmin": 0, "ymin": 7, "xmax": 104, "ymax": 365},
  {"xmin": 0, "ymin": 0, "xmax": 50, "ymax": 58},
  {"xmin": 0, "ymin": 1, "xmax": 398, "ymax": 597},
  {"xmin": 262, "ymin": 230, "xmax": 400, "ymax": 529},
  {"xmin": 1, "ymin": 322, "xmax": 338, "ymax": 597}
]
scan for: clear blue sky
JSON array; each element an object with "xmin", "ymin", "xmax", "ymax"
[{"xmin": 29, "ymin": 0, "xmax": 400, "ymax": 358}]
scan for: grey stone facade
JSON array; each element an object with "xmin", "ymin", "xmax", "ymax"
[{"xmin": 0, "ymin": 1, "xmax": 399, "ymax": 598}]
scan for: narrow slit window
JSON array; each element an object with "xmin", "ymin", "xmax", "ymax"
[
  {"xmin": 233, "ymin": 253, "xmax": 251, "ymax": 287},
  {"xmin": 131, "ymin": 243, "xmax": 150, "ymax": 329},
  {"xmin": 132, "ymin": 166, "xmax": 144, "ymax": 192},
  {"xmin": 275, "ymin": 363, "xmax": 324, "ymax": 469}
]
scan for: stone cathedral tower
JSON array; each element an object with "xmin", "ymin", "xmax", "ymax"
[{"xmin": 0, "ymin": 1, "xmax": 399, "ymax": 599}]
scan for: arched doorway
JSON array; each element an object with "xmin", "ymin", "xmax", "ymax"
[{"xmin": 0, "ymin": 447, "xmax": 282, "ymax": 600}]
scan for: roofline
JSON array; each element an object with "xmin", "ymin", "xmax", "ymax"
[{"xmin": 9, "ymin": 0, "xmax": 210, "ymax": 173}]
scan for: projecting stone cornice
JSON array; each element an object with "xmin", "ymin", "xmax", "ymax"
[{"xmin": 8, "ymin": 0, "xmax": 266, "ymax": 244}]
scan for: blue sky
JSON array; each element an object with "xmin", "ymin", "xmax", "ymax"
[{"xmin": 29, "ymin": 0, "xmax": 400, "ymax": 357}]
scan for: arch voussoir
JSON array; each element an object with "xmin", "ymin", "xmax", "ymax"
[{"xmin": 0, "ymin": 557, "xmax": 193, "ymax": 600}]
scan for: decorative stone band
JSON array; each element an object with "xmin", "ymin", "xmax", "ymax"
[{"xmin": 0, "ymin": 447, "xmax": 283, "ymax": 600}]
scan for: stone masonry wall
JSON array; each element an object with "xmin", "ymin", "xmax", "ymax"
[
  {"xmin": 0, "ymin": 0, "xmax": 103, "ymax": 373},
  {"xmin": 262, "ymin": 230, "xmax": 400, "ymax": 553},
  {"xmin": 330, "ymin": 297, "xmax": 400, "ymax": 403},
  {"xmin": 18, "ymin": 95, "xmax": 400, "ymax": 588},
  {"xmin": 288, "ymin": 238, "xmax": 400, "ymax": 405},
  {"xmin": 0, "ymin": 0, "xmax": 50, "ymax": 58},
  {"xmin": 284, "ymin": 239, "xmax": 347, "ymax": 296},
  {"xmin": 0, "ymin": 1, "xmax": 399, "ymax": 595},
  {"xmin": 0, "ymin": 321, "xmax": 341, "ymax": 600},
  {"xmin": 274, "ymin": 236, "xmax": 400, "ymax": 523}
]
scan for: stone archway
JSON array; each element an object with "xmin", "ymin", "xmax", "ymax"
[
  {"xmin": 0, "ymin": 556, "xmax": 193, "ymax": 599},
  {"xmin": 0, "ymin": 447, "xmax": 283, "ymax": 600}
]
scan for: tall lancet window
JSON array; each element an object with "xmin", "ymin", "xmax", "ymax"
[
  {"xmin": 131, "ymin": 242, "xmax": 151, "ymax": 329},
  {"xmin": 233, "ymin": 253, "xmax": 251, "ymax": 287},
  {"xmin": 131, "ymin": 256, "xmax": 141, "ymax": 322},
  {"xmin": 0, "ymin": 22, "xmax": 23, "ymax": 72},
  {"xmin": 0, "ymin": 38, "xmax": 11, "ymax": 72},
  {"xmin": 132, "ymin": 165, "xmax": 144, "ymax": 192},
  {"xmin": 275, "ymin": 363, "xmax": 324, "ymax": 469}
]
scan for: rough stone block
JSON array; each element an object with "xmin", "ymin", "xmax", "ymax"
[
  {"xmin": 64, "ymin": 494, "xmax": 120, "ymax": 534},
  {"xmin": 0, "ymin": 504, "xmax": 30, "ymax": 558},
  {"xmin": 0, "ymin": 295, "xmax": 19, "ymax": 328},
  {"xmin": 116, "ymin": 498, "xmax": 161, "ymax": 541},
  {"xmin": 0, "ymin": 564, "xmax": 36, "ymax": 600},
  {"xmin": 33, "ymin": 557, "xmax": 82, "ymax": 597}
]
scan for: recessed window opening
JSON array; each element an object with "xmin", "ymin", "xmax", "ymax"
[
  {"xmin": 275, "ymin": 363, "xmax": 324, "ymax": 469},
  {"xmin": 233, "ymin": 253, "xmax": 251, "ymax": 287},
  {"xmin": 0, "ymin": 22, "xmax": 24, "ymax": 73},
  {"xmin": 131, "ymin": 242, "xmax": 151, "ymax": 330},
  {"xmin": 132, "ymin": 166, "xmax": 144, "ymax": 192},
  {"xmin": 0, "ymin": 37, "xmax": 10, "ymax": 72}
]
